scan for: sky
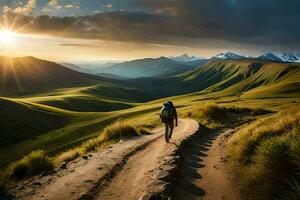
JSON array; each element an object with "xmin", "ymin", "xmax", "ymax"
[{"xmin": 0, "ymin": 0, "xmax": 300, "ymax": 62}]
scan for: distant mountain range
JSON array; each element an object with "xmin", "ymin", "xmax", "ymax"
[
  {"xmin": 211, "ymin": 52, "xmax": 300, "ymax": 62},
  {"xmin": 59, "ymin": 52, "xmax": 300, "ymax": 79},
  {"xmin": 96, "ymin": 56, "xmax": 206, "ymax": 78},
  {"xmin": 169, "ymin": 54, "xmax": 204, "ymax": 62},
  {"xmin": 2, "ymin": 55, "xmax": 299, "ymax": 100},
  {"xmin": 257, "ymin": 52, "xmax": 300, "ymax": 62},
  {"xmin": 59, "ymin": 62, "xmax": 93, "ymax": 74},
  {"xmin": 211, "ymin": 52, "xmax": 248, "ymax": 60},
  {"xmin": 60, "ymin": 62, "xmax": 120, "ymax": 75}
]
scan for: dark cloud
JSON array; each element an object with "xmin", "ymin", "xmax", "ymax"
[{"xmin": 2, "ymin": 0, "xmax": 300, "ymax": 49}]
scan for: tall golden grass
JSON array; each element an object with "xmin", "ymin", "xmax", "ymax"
[
  {"xmin": 1, "ymin": 119, "xmax": 151, "ymax": 185},
  {"xmin": 182, "ymin": 103, "xmax": 270, "ymax": 129},
  {"xmin": 3, "ymin": 150, "xmax": 53, "ymax": 181},
  {"xmin": 229, "ymin": 110, "xmax": 300, "ymax": 200},
  {"xmin": 53, "ymin": 119, "xmax": 151, "ymax": 167}
]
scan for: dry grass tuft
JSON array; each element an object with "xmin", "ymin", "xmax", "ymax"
[
  {"xmin": 182, "ymin": 103, "xmax": 270, "ymax": 129},
  {"xmin": 1, "ymin": 119, "xmax": 152, "ymax": 185},
  {"xmin": 53, "ymin": 119, "xmax": 151, "ymax": 167},
  {"xmin": 4, "ymin": 150, "xmax": 53, "ymax": 180},
  {"xmin": 229, "ymin": 110, "xmax": 300, "ymax": 200}
]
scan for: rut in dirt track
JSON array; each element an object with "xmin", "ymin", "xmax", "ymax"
[
  {"xmin": 6, "ymin": 119, "xmax": 242, "ymax": 200},
  {"xmin": 171, "ymin": 128, "xmax": 241, "ymax": 200},
  {"xmin": 91, "ymin": 118, "xmax": 199, "ymax": 200},
  {"xmin": 9, "ymin": 119, "xmax": 198, "ymax": 200}
]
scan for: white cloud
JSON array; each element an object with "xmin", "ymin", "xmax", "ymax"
[
  {"xmin": 103, "ymin": 3, "xmax": 112, "ymax": 8},
  {"xmin": 41, "ymin": 7, "xmax": 52, "ymax": 13},
  {"xmin": 3, "ymin": 6, "xmax": 11, "ymax": 13},
  {"xmin": 9, "ymin": 0, "xmax": 36, "ymax": 15},
  {"xmin": 48, "ymin": 0, "xmax": 58, "ymax": 7},
  {"xmin": 64, "ymin": 4, "xmax": 75, "ymax": 9},
  {"xmin": 48, "ymin": 0, "xmax": 63, "ymax": 10}
]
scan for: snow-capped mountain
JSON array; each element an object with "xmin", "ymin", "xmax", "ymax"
[
  {"xmin": 211, "ymin": 52, "xmax": 247, "ymax": 60},
  {"xmin": 257, "ymin": 52, "xmax": 283, "ymax": 62},
  {"xmin": 258, "ymin": 52, "xmax": 300, "ymax": 62},
  {"xmin": 297, "ymin": 54, "xmax": 300, "ymax": 62},
  {"xmin": 169, "ymin": 54, "xmax": 204, "ymax": 62}
]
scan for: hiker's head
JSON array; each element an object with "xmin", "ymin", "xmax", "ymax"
[{"xmin": 164, "ymin": 101, "xmax": 174, "ymax": 107}]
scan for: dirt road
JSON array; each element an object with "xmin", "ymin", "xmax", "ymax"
[
  {"xmin": 93, "ymin": 118, "xmax": 198, "ymax": 200},
  {"xmin": 172, "ymin": 129, "xmax": 241, "ymax": 200},
  {"xmin": 10, "ymin": 118, "xmax": 198, "ymax": 200}
]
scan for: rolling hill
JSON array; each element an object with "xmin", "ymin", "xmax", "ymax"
[
  {"xmin": 0, "ymin": 97, "xmax": 74, "ymax": 148},
  {"xmin": 218, "ymin": 61, "xmax": 300, "ymax": 96},
  {"xmin": 119, "ymin": 60, "xmax": 300, "ymax": 99},
  {"xmin": 20, "ymin": 84, "xmax": 149, "ymax": 112},
  {"xmin": 0, "ymin": 56, "xmax": 151, "ymax": 111},
  {"xmin": 59, "ymin": 62, "xmax": 94, "ymax": 74},
  {"xmin": 1, "ymin": 56, "xmax": 300, "ymax": 168},
  {"xmin": 97, "ymin": 56, "xmax": 204, "ymax": 78},
  {"xmin": 0, "ymin": 56, "xmax": 99, "ymax": 96}
]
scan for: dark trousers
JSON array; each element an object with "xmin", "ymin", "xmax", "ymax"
[{"xmin": 168, "ymin": 119, "xmax": 174, "ymax": 137}]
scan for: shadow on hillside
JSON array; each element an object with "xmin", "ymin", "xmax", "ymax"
[{"xmin": 171, "ymin": 126, "xmax": 220, "ymax": 200}]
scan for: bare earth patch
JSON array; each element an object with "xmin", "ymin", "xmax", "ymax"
[
  {"xmin": 8, "ymin": 119, "xmax": 198, "ymax": 200},
  {"xmin": 172, "ymin": 128, "xmax": 242, "ymax": 200}
]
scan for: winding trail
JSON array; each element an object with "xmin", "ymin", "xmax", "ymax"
[
  {"xmin": 92, "ymin": 118, "xmax": 198, "ymax": 200},
  {"xmin": 9, "ymin": 119, "xmax": 242, "ymax": 200},
  {"xmin": 10, "ymin": 119, "xmax": 198, "ymax": 200},
  {"xmin": 172, "ymin": 128, "xmax": 241, "ymax": 200}
]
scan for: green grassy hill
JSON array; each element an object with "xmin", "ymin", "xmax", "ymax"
[
  {"xmin": 241, "ymin": 82, "xmax": 300, "ymax": 98},
  {"xmin": 121, "ymin": 60, "xmax": 300, "ymax": 99},
  {"xmin": 1, "ymin": 58, "xmax": 300, "ymax": 169},
  {"xmin": 21, "ymin": 84, "xmax": 149, "ymax": 112},
  {"xmin": 0, "ymin": 56, "xmax": 99, "ymax": 96},
  {"xmin": 0, "ymin": 97, "xmax": 74, "ymax": 148},
  {"xmin": 219, "ymin": 62, "xmax": 300, "ymax": 96},
  {"xmin": 0, "ymin": 99, "xmax": 162, "ymax": 166},
  {"xmin": 98, "ymin": 57, "xmax": 201, "ymax": 78},
  {"xmin": 0, "ymin": 56, "xmax": 151, "ymax": 111},
  {"xmin": 177, "ymin": 60, "xmax": 300, "ymax": 96}
]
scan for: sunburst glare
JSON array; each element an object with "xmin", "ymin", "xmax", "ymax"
[{"xmin": 0, "ymin": 29, "xmax": 16, "ymax": 46}]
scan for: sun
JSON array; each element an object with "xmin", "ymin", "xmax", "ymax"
[{"xmin": 0, "ymin": 29, "xmax": 16, "ymax": 46}]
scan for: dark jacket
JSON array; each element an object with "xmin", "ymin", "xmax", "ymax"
[
  {"xmin": 172, "ymin": 106, "xmax": 178, "ymax": 124},
  {"xmin": 161, "ymin": 101, "xmax": 178, "ymax": 124}
]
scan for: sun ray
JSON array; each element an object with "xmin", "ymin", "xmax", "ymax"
[
  {"xmin": 0, "ymin": 29, "xmax": 16, "ymax": 46},
  {"xmin": 7, "ymin": 57, "xmax": 23, "ymax": 93}
]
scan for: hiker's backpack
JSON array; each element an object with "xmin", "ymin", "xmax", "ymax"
[{"xmin": 161, "ymin": 104, "xmax": 173, "ymax": 123}]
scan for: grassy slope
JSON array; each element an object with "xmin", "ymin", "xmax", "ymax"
[
  {"xmin": 20, "ymin": 84, "xmax": 149, "ymax": 112},
  {"xmin": 241, "ymin": 81, "xmax": 300, "ymax": 98},
  {"xmin": 0, "ymin": 98, "xmax": 162, "ymax": 166},
  {"xmin": 1, "ymin": 59, "xmax": 300, "ymax": 169},
  {"xmin": 0, "ymin": 56, "xmax": 151, "ymax": 112},
  {"xmin": 220, "ymin": 62, "xmax": 300, "ymax": 96},
  {"xmin": 228, "ymin": 109, "xmax": 300, "ymax": 200},
  {"xmin": 0, "ymin": 56, "xmax": 99, "ymax": 97},
  {"xmin": 0, "ymin": 97, "xmax": 74, "ymax": 148},
  {"xmin": 120, "ymin": 60, "xmax": 300, "ymax": 99},
  {"xmin": 180, "ymin": 60, "xmax": 300, "ymax": 96},
  {"xmin": 1, "ymin": 85, "xmax": 300, "ymax": 167}
]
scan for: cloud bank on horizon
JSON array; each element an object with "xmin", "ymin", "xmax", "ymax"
[{"xmin": 1, "ymin": 0, "xmax": 300, "ymax": 60}]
